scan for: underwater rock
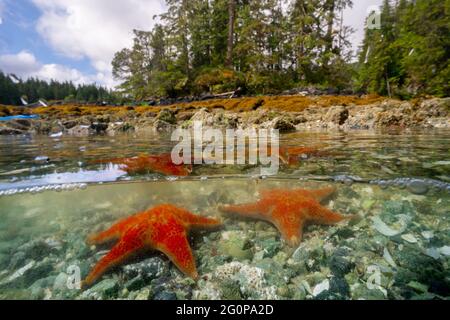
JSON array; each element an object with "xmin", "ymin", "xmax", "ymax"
[
  {"xmin": 401, "ymin": 234, "xmax": 418, "ymax": 244},
  {"xmin": 253, "ymin": 237, "xmax": 282, "ymax": 260},
  {"xmin": 29, "ymin": 276, "xmax": 57, "ymax": 300},
  {"xmin": 407, "ymin": 180, "xmax": 430, "ymax": 195},
  {"xmin": 9, "ymin": 252, "xmax": 27, "ymax": 269},
  {"xmin": 327, "ymin": 276, "xmax": 351, "ymax": 300},
  {"xmin": 382, "ymin": 200, "xmax": 415, "ymax": 216},
  {"xmin": 439, "ymin": 246, "xmax": 450, "ymax": 257},
  {"xmin": 329, "ymin": 248, "xmax": 354, "ymax": 277},
  {"xmin": 124, "ymin": 276, "xmax": 146, "ymax": 291},
  {"xmin": 193, "ymin": 262, "xmax": 279, "ymax": 300},
  {"xmin": 371, "ymin": 215, "xmax": 411, "ymax": 237},
  {"xmin": 348, "ymin": 282, "xmax": 388, "ymax": 300},
  {"xmin": 393, "ymin": 247, "xmax": 450, "ymax": 297},
  {"xmin": 214, "ymin": 262, "xmax": 279, "ymax": 300},
  {"xmin": 122, "ymin": 257, "xmax": 169, "ymax": 281},
  {"xmin": 0, "ymin": 253, "xmax": 8, "ymax": 269},
  {"xmin": 83, "ymin": 279, "xmax": 119, "ymax": 299},
  {"xmin": 154, "ymin": 291, "xmax": 177, "ymax": 300},
  {"xmin": 292, "ymin": 237, "xmax": 329, "ymax": 272},
  {"xmin": 255, "ymin": 258, "xmax": 292, "ymax": 287},
  {"xmin": 18, "ymin": 239, "xmax": 55, "ymax": 261},
  {"xmin": 53, "ymin": 272, "xmax": 69, "ymax": 291},
  {"xmin": 220, "ymin": 280, "xmax": 244, "ymax": 300},
  {"xmin": 313, "ymin": 276, "xmax": 351, "ymax": 300},
  {"xmin": 312, "ymin": 279, "xmax": 329, "ymax": 297},
  {"xmin": 218, "ymin": 231, "xmax": 253, "ymax": 261},
  {"xmin": 0, "ymin": 258, "xmax": 53, "ymax": 289},
  {"xmin": 134, "ymin": 288, "xmax": 152, "ymax": 300}
]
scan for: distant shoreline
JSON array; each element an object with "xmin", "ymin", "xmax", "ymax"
[{"xmin": 1, "ymin": 95, "xmax": 449, "ymax": 136}]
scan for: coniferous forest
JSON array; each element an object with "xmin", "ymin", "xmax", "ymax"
[
  {"xmin": 0, "ymin": 0, "xmax": 448, "ymax": 105},
  {"xmin": 0, "ymin": 72, "xmax": 115, "ymax": 106},
  {"xmin": 111, "ymin": 0, "xmax": 449, "ymax": 99}
]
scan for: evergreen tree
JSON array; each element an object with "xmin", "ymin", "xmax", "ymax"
[{"xmin": 358, "ymin": 0, "xmax": 449, "ymax": 97}]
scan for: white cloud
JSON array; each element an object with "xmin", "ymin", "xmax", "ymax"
[
  {"xmin": 0, "ymin": 0, "xmax": 4, "ymax": 24},
  {"xmin": 0, "ymin": 50, "xmax": 110, "ymax": 86},
  {"xmin": 344, "ymin": 0, "xmax": 384, "ymax": 55},
  {"xmin": 0, "ymin": 51, "xmax": 41, "ymax": 75},
  {"xmin": 31, "ymin": 0, "xmax": 166, "ymax": 86}
]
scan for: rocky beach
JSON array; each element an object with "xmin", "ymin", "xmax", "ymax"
[{"xmin": 1, "ymin": 95, "xmax": 449, "ymax": 137}]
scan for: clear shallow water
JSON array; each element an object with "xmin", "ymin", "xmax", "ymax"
[
  {"xmin": 0, "ymin": 130, "xmax": 449, "ymax": 300},
  {"xmin": 0, "ymin": 129, "xmax": 449, "ymax": 191}
]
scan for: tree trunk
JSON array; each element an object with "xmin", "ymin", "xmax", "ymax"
[
  {"xmin": 226, "ymin": 0, "xmax": 236, "ymax": 68},
  {"xmin": 324, "ymin": 0, "xmax": 336, "ymax": 67}
]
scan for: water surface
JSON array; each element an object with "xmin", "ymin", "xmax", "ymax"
[{"xmin": 0, "ymin": 129, "xmax": 449, "ymax": 300}]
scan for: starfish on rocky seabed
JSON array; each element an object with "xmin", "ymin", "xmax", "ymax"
[
  {"xmin": 94, "ymin": 153, "xmax": 192, "ymax": 176},
  {"xmin": 83, "ymin": 204, "xmax": 221, "ymax": 288},
  {"xmin": 219, "ymin": 186, "xmax": 353, "ymax": 247}
]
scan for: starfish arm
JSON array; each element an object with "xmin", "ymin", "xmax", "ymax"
[
  {"xmin": 155, "ymin": 205, "xmax": 221, "ymax": 229},
  {"xmin": 305, "ymin": 201, "xmax": 348, "ymax": 225},
  {"xmin": 154, "ymin": 231, "xmax": 198, "ymax": 279},
  {"xmin": 87, "ymin": 214, "xmax": 142, "ymax": 245},
  {"xmin": 305, "ymin": 186, "xmax": 337, "ymax": 202},
  {"xmin": 270, "ymin": 207, "xmax": 305, "ymax": 247},
  {"xmin": 278, "ymin": 221, "xmax": 304, "ymax": 247},
  {"xmin": 219, "ymin": 201, "xmax": 266, "ymax": 219},
  {"xmin": 83, "ymin": 224, "xmax": 147, "ymax": 287},
  {"xmin": 178, "ymin": 211, "xmax": 222, "ymax": 230}
]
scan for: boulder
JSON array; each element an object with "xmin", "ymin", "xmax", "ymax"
[
  {"xmin": 68, "ymin": 125, "xmax": 95, "ymax": 137},
  {"xmin": 0, "ymin": 126, "xmax": 24, "ymax": 135},
  {"xmin": 324, "ymin": 106, "xmax": 349, "ymax": 126},
  {"xmin": 156, "ymin": 109, "xmax": 177, "ymax": 124},
  {"xmin": 90, "ymin": 122, "xmax": 108, "ymax": 134},
  {"xmin": 153, "ymin": 120, "xmax": 175, "ymax": 132},
  {"xmin": 266, "ymin": 116, "xmax": 296, "ymax": 133}
]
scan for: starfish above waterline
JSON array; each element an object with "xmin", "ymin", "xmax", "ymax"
[
  {"xmin": 83, "ymin": 204, "xmax": 221, "ymax": 287},
  {"xmin": 219, "ymin": 187, "xmax": 352, "ymax": 247}
]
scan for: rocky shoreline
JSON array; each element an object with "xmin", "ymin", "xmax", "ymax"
[{"xmin": 0, "ymin": 96, "xmax": 449, "ymax": 136}]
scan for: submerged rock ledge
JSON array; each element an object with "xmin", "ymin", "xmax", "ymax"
[{"xmin": 0, "ymin": 95, "xmax": 449, "ymax": 136}]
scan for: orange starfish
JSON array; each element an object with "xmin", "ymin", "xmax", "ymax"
[
  {"xmin": 83, "ymin": 204, "xmax": 221, "ymax": 287},
  {"xmin": 219, "ymin": 187, "xmax": 352, "ymax": 247},
  {"xmin": 94, "ymin": 153, "xmax": 192, "ymax": 176}
]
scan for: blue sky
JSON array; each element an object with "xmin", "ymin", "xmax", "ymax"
[
  {"xmin": 0, "ymin": 0, "xmax": 93, "ymax": 72},
  {"xmin": 0, "ymin": 0, "xmax": 382, "ymax": 88}
]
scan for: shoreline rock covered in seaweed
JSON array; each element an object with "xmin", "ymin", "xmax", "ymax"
[{"xmin": 0, "ymin": 96, "xmax": 449, "ymax": 136}]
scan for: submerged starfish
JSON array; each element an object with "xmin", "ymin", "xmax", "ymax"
[
  {"xmin": 95, "ymin": 153, "xmax": 192, "ymax": 176},
  {"xmin": 83, "ymin": 204, "xmax": 221, "ymax": 287},
  {"xmin": 219, "ymin": 187, "xmax": 352, "ymax": 247}
]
